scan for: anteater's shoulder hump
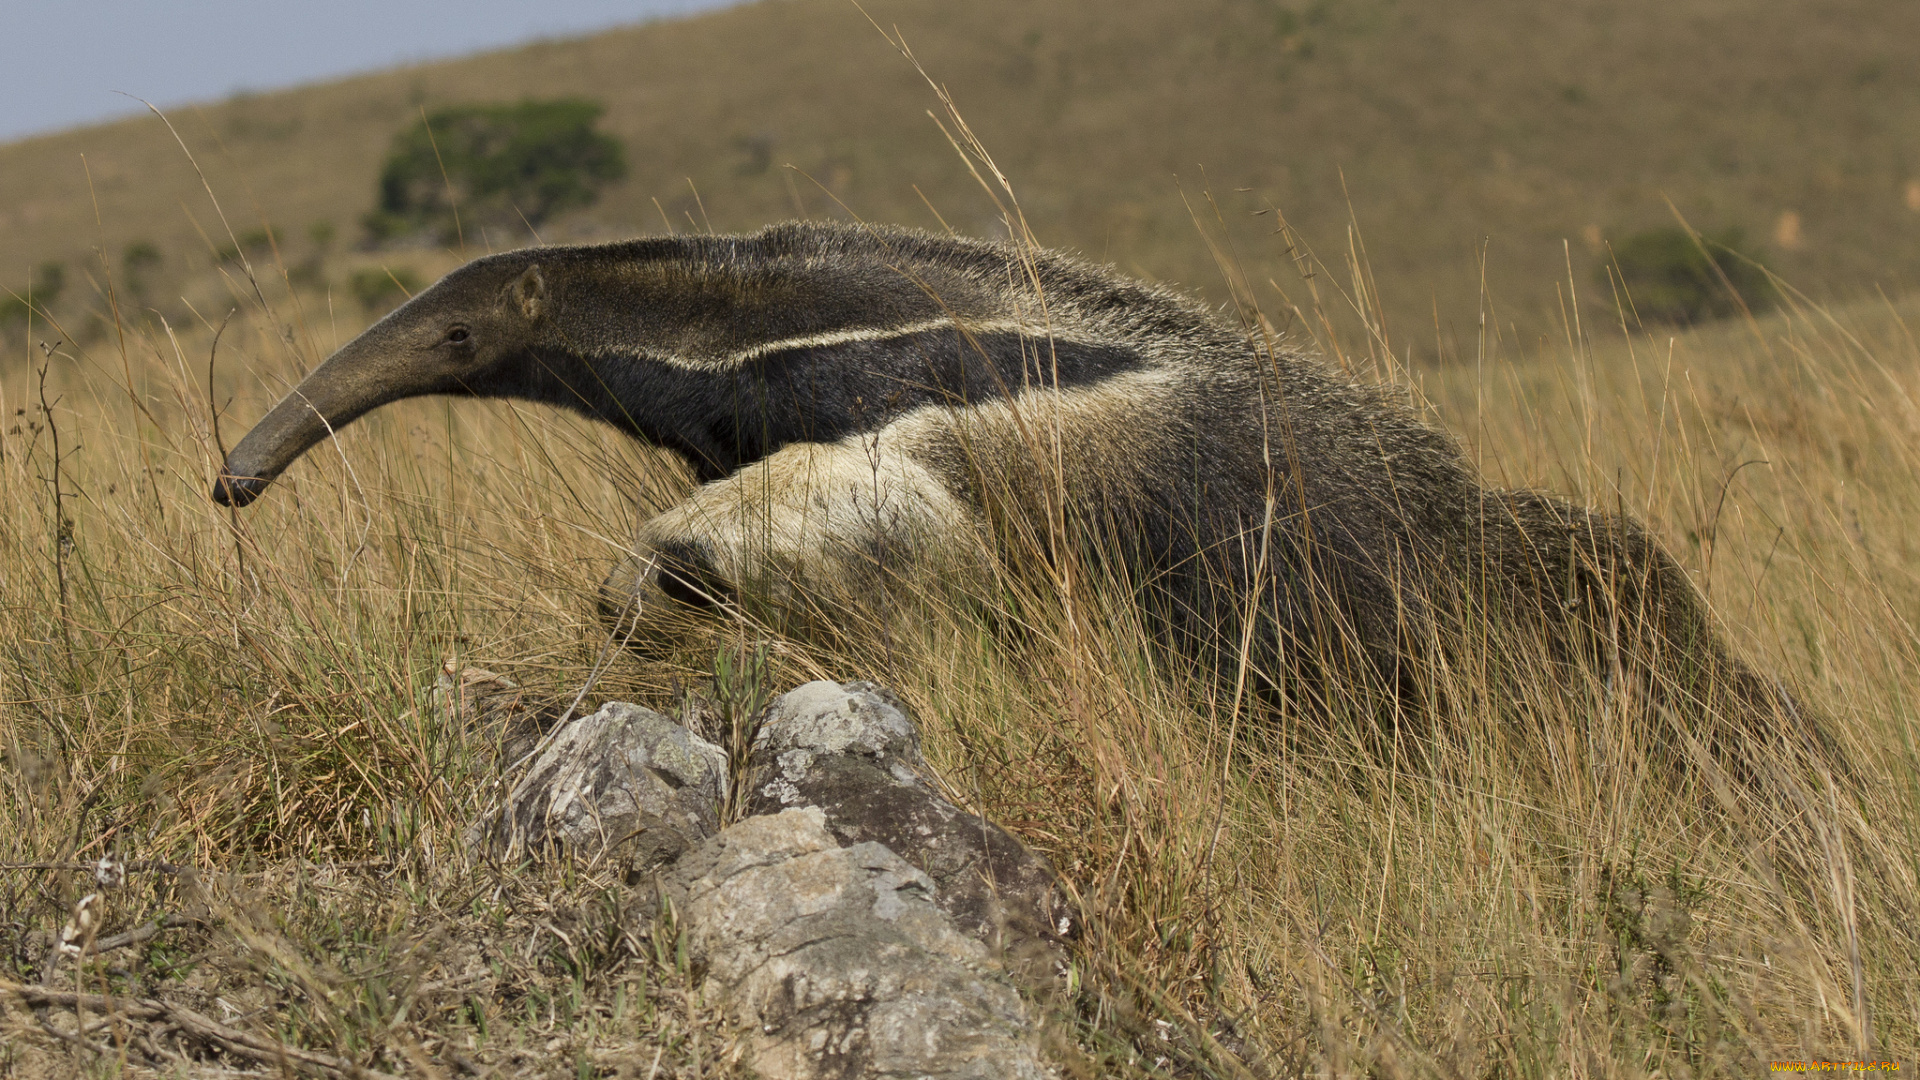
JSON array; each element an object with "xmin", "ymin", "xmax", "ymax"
[{"xmin": 519, "ymin": 222, "xmax": 1227, "ymax": 344}]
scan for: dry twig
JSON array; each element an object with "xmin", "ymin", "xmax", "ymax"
[{"xmin": 0, "ymin": 978, "xmax": 402, "ymax": 1080}]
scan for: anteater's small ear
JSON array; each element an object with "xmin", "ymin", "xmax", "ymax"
[{"xmin": 512, "ymin": 265, "xmax": 549, "ymax": 321}]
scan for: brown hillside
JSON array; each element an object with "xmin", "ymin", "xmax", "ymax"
[{"xmin": 3, "ymin": 0, "xmax": 1919, "ymax": 353}]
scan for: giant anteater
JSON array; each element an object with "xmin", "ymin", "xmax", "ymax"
[{"xmin": 213, "ymin": 222, "xmax": 1819, "ymax": 766}]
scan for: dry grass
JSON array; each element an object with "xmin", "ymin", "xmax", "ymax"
[{"xmin": 2, "ymin": 80, "xmax": 1918, "ymax": 1080}]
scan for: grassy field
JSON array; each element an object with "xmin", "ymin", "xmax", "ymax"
[
  {"xmin": 1, "ymin": 128, "xmax": 1916, "ymax": 1070},
  {"xmin": 2, "ymin": 3, "xmax": 1918, "ymax": 1074},
  {"xmin": 5, "ymin": 0, "xmax": 1920, "ymax": 351}
]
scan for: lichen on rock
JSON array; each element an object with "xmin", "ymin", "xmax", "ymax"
[
  {"xmin": 748, "ymin": 681, "xmax": 1077, "ymax": 977},
  {"xmin": 664, "ymin": 807, "xmax": 1057, "ymax": 1080},
  {"xmin": 469, "ymin": 700, "xmax": 727, "ymax": 877}
]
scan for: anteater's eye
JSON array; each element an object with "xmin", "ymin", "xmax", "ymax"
[{"xmin": 446, "ymin": 326, "xmax": 470, "ymax": 344}]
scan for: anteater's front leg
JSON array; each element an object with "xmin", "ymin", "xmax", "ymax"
[{"xmin": 596, "ymin": 430, "xmax": 983, "ymax": 649}]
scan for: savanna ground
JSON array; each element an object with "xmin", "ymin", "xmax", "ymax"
[{"xmin": 3, "ymin": 101, "xmax": 1919, "ymax": 1077}]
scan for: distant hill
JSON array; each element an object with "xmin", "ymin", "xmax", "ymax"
[{"xmin": 4, "ymin": 0, "xmax": 1918, "ymax": 356}]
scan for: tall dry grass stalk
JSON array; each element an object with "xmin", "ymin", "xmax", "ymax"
[{"xmin": 1, "ymin": 112, "xmax": 1915, "ymax": 1073}]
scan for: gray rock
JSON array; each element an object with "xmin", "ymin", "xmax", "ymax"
[
  {"xmin": 472, "ymin": 701, "xmax": 727, "ymax": 876},
  {"xmin": 755, "ymin": 680, "xmax": 924, "ymax": 768},
  {"xmin": 748, "ymin": 681, "xmax": 1077, "ymax": 981},
  {"xmin": 664, "ymin": 808, "xmax": 1057, "ymax": 1080}
]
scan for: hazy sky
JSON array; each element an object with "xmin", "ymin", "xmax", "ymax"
[{"xmin": 1, "ymin": 0, "xmax": 742, "ymax": 144}]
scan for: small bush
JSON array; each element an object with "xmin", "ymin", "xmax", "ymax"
[
  {"xmin": 122, "ymin": 241, "xmax": 162, "ymax": 299},
  {"xmin": 215, "ymin": 226, "xmax": 281, "ymax": 264},
  {"xmin": 123, "ymin": 241, "xmax": 162, "ymax": 276},
  {"xmin": 0, "ymin": 261, "xmax": 66, "ymax": 326},
  {"xmin": 1602, "ymin": 226, "xmax": 1774, "ymax": 324},
  {"xmin": 349, "ymin": 266, "xmax": 424, "ymax": 312},
  {"xmin": 364, "ymin": 98, "xmax": 627, "ymax": 244}
]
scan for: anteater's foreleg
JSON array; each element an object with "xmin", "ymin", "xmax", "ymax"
[{"xmin": 597, "ymin": 430, "xmax": 984, "ymax": 648}]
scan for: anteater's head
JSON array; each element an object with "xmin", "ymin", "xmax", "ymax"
[{"xmin": 212, "ymin": 254, "xmax": 553, "ymax": 507}]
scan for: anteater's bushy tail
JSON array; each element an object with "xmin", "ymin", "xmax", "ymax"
[{"xmin": 1469, "ymin": 489, "xmax": 1845, "ymax": 782}]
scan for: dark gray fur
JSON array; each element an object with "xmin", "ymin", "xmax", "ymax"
[{"xmin": 215, "ymin": 222, "xmax": 1818, "ymax": 763}]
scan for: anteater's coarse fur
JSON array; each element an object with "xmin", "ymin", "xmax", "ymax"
[{"xmin": 213, "ymin": 222, "xmax": 1824, "ymax": 772}]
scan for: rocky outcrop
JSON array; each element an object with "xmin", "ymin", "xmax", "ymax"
[{"xmin": 470, "ymin": 679, "xmax": 1072, "ymax": 1080}]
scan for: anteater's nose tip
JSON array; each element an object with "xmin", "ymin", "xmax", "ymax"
[{"xmin": 211, "ymin": 473, "xmax": 269, "ymax": 508}]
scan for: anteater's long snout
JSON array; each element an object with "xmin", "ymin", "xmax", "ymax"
[
  {"xmin": 208, "ymin": 392, "xmax": 334, "ymax": 508},
  {"xmin": 211, "ymin": 472, "xmax": 272, "ymax": 507},
  {"xmin": 207, "ymin": 338, "xmax": 424, "ymax": 508}
]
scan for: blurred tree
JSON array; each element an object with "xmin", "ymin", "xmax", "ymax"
[
  {"xmin": 350, "ymin": 266, "xmax": 424, "ymax": 312},
  {"xmin": 122, "ymin": 241, "xmax": 162, "ymax": 301},
  {"xmin": 217, "ymin": 227, "xmax": 281, "ymax": 264},
  {"xmin": 1, "ymin": 261, "xmax": 66, "ymax": 326},
  {"xmin": 365, "ymin": 98, "xmax": 627, "ymax": 244},
  {"xmin": 1602, "ymin": 226, "xmax": 1774, "ymax": 324}
]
